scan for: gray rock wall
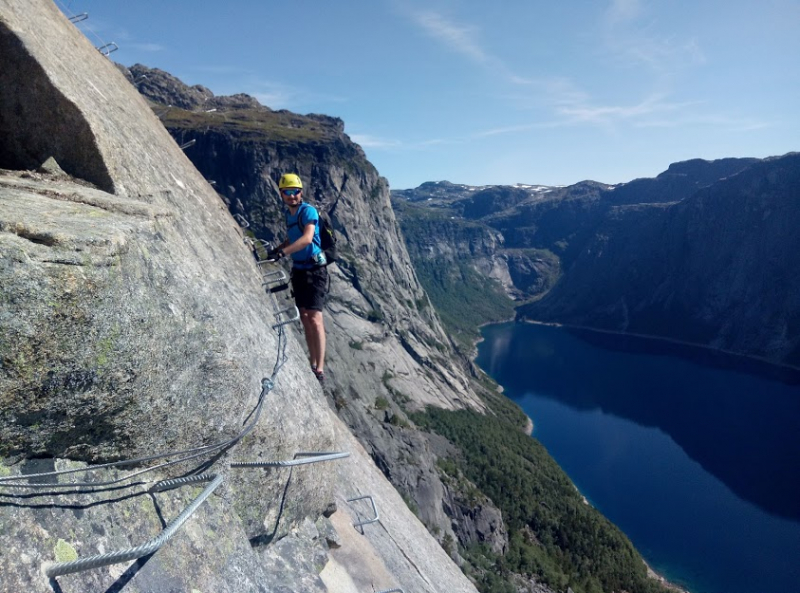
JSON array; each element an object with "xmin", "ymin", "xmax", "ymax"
[
  {"xmin": 128, "ymin": 74, "xmax": 502, "ymax": 552},
  {"xmin": 0, "ymin": 2, "xmax": 480, "ymax": 592}
]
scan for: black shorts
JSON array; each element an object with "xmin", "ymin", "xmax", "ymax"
[{"xmin": 291, "ymin": 266, "xmax": 329, "ymax": 311}]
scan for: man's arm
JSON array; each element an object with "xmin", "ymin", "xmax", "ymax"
[
  {"xmin": 282, "ymin": 223, "xmax": 316, "ymax": 256},
  {"xmin": 267, "ymin": 224, "xmax": 315, "ymax": 260}
]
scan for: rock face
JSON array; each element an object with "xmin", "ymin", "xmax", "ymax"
[
  {"xmin": 123, "ymin": 64, "xmax": 515, "ymax": 558},
  {"xmin": 0, "ymin": 3, "xmax": 480, "ymax": 592},
  {"xmin": 124, "ymin": 68, "xmax": 679, "ymax": 593}
]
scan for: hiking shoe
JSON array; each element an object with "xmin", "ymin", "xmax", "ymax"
[{"xmin": 313, "ymin": 368, "xmax": 325, "ymax": 384}]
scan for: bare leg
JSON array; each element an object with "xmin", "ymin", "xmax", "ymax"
[{"xmin": 300, "ymin": 308, "xmax": 326, "ymax": 372}]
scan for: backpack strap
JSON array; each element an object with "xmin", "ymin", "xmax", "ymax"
[{"xmin": 287, "ymin": 202, "xmax": 314, "ymax": 230}]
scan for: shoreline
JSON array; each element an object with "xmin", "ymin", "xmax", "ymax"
[
  {"xmin": 518, "ymin": 318, "xmax": 800, "ymax": 375},
  {"xmin": 469, "ymin": 316, "xmax": 696, "ymax": 593},
  {"xmin": 645, "ymin": 562, "xmax": 690, "ymax": 593},
  {"xmin": 469, "ymin": 314, "xmax": 536, "ymax": 436}
]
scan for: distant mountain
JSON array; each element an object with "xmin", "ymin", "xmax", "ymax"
[
  {"xmin": 394, "ymin": 153, "xmax": 800, "ymax": 367},
  {"xmin": 607, "ymin": 157, "xmax": 759, "ymax": 205},
  {"xmin": 522, "ymin": 152, "xmax": 800, "ymax": 366}
]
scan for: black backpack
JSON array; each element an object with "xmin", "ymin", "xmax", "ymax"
[
  {"xmin": 290, "ymin": 203, "xmax": 337, "ymax": 266},
  {"xmin": 318, "ymin": 210, "xmax": 338, "ymax": 266}
]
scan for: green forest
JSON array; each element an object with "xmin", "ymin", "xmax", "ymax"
[{"xmin": 412, "ymin": 397, "xmax": 672, "ymax": 593}]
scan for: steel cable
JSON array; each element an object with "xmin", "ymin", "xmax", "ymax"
[
  {"xmin": 1, "ymin": 320, "xmax": 288, "ymax": 491},
  {"xmin": 43, "ymin": 473, "xmax": 224, "ymax": 578}
]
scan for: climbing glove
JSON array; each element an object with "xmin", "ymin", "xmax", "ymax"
[{"xmin": 265, "ymin": 248, "xmax": 285, "ymax": 262}]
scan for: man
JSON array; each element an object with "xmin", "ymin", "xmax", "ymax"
[{"xmin": 267, "ymin": 173, "xmax": 329, "ymax": 383}]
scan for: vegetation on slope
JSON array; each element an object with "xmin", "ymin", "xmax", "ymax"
[
  {"xmin": 414, "ymin": 258, "xmax": 515, "ymax": 350},
  {"xmin": 412, "ymin": 393, "xmax": 671, "ymax": 593},
  {"xmin": 393, "ymin": 199, "xmax": 515, "ymax": 348},
  {"xmin": 159, "ymin": 106, "xmax": 333, "ymax": 143}
]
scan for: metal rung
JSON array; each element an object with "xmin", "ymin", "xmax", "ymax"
[
  {"xmin": 97, "ymin": 42, "xmax": 118, "ymax": 56},
  {"xmin": 262, "ymin": 269, "xmax": 288, "ymax": 286},
  {"xmin": 375, "ymin": 589, "xmax": 404, "ymax": 593},
  {"xmin": 234, "ymin": 213, "xmax": 250, "ymax": 228},
  {"xmin": 179, "ymin": 139, "xmax": 196, "ymax": 150},
  {"xmin": 230, "ymin": 451, "xmax": 349, "ymax": 468},
  {"xmin": 255, "ymin": 239, "xmax": 273, "ymax": 251},
  {"xmin": 272, "ymin": 305, "xmax": 299, "ymax": 329},
  {"xmin": 347, "ymin": 494, "xmax": 379, "ymax": 528},
  {"xmin": 69, "ymin": 12, "xmax": 88, "ymax": 23},
  {"xmin": 149, "ymin": 473, "xmax": 216, "ymax": 493},
  {"xmin": 44, "ymin": 474, "xmax": 223, "ymax": 578}
]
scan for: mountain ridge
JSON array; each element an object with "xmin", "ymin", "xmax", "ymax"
[{"xmin": 394, "ymin": 153, "xmax": 800, "ymax": 367}]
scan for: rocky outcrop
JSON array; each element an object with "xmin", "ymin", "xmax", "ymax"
[{"xmin": 0, "ymin": 2, "xmax": 481, "ymax": 592}]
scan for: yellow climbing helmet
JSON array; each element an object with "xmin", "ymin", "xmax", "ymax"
[{"xmin": 278, "ymin": 173, "xmax": 303, "ymax": 189}]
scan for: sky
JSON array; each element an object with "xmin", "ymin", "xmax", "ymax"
[{"xmin": 57, "ymin": 0, "xmax": 799, "ymax": 190}]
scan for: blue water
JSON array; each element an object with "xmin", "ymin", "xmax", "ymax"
[{"xmin": 475, "ymin": 322, "xmax": 800, "ymax": 593}]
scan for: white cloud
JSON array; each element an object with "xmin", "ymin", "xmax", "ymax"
[
  {"xmin": 635, "ymin": 113, "xmax": 774, "ymax": 131},
  {"xmin": 606, "ymin": 0, "xmax": 642, "ymax": 26},
  {"xmin": 404, "ymin": 7, "xmax": 531, "ymax": 85},
  {"xmin": 410, "ymin": 10, "xmax": 489, "ymax": 64},
  {"xmin": 253, "ymin": 91, "xmax": 294, "ymax": 109},
  {"xmin": 557, "ymin": 94, "xmax": 695, "ymax": 124},
  {"xmin": 128, "ymin": 42, "xmax": 164, "ymax": 52},
  {"xmin": 350, "ymin": 134, "xmax": 402, "ymax": 149},
  {"xmin": 601, "ymin": 1, "xmax": 706, "ymax": 72},
  {"xmin": 472, "ymin": 122, "xmax": 558, "ymax": 138},
  {"xmin": 239, "ymin": 78, "xmax": 346, "ymax": 110},
  {"xmin": 350, "ymin": 133, "xmax": 463, "ymax": 151}
]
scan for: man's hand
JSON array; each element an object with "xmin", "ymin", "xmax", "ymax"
[{"xmin": 265, "ymin": 248, "xmax": 285, "ymax": 262}]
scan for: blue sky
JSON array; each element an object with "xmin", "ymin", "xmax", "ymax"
[{"xmin": 58, "ymin": 0, "xmax": 799, "ymax": 189}]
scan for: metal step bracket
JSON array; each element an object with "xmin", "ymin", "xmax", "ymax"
[
  {"xmin": 96, "ymin": 42, "xmax": 118, "ymax": 56},
  {"xmin": 272, "ymin": 305, "xmax": 299, "ymax": 329},
  {"xmin": 347, "ymin": 494, "xmax": 380, "ymax": 529},
  {"xmin": 262, "ymin": 269, "xmax": 288, "ymax": 287}
]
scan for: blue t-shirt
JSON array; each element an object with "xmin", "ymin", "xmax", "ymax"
[{"xmin": 286, "ymin": 202, "xmax": 326, "ymax": 269}]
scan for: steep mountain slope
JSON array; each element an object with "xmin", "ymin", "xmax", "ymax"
[
  {"xmin": 121, "ymin": 65, "xmax": 676, "ymax": 593},
  {"xmin": 0, "ymin": 3, "xmax": 479, "ymax": 592},
  {"xmin": 121, "ymin": 65, "xmax": 505, "ymax": 557}
]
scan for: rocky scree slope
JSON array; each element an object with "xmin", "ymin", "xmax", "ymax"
[{"xmin": 0, "ymin": 3, "xmax": 479, "ymax": 593}]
